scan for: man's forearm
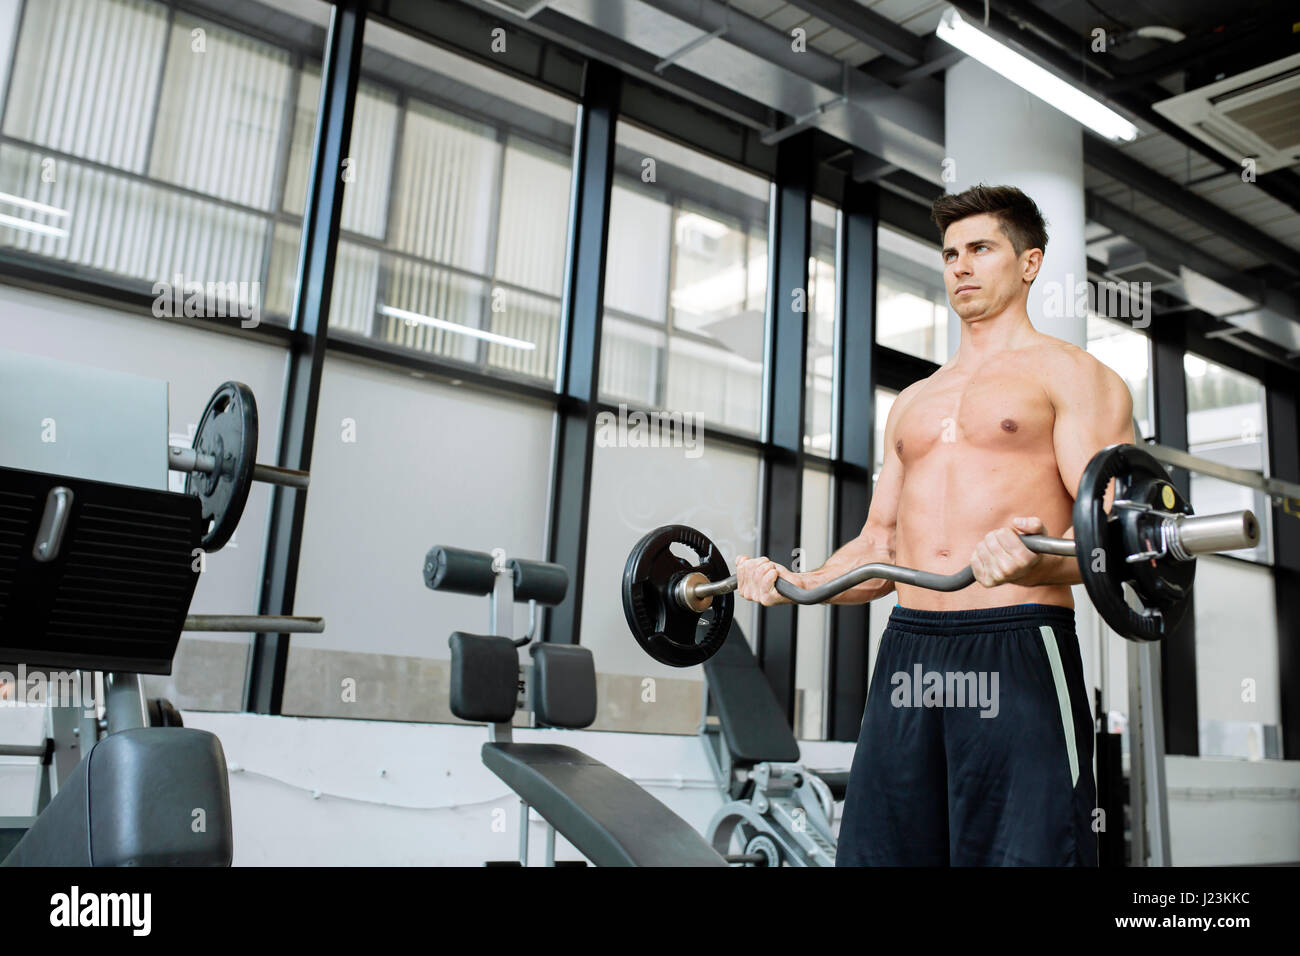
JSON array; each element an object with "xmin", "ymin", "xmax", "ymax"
[
  {"xmin": 791, "ymin": 534, "xmax": 896, "ymax": 605},
  {"xmin": 1022, "ymin": 553, "xmax": 1082, "ymax": 587}
]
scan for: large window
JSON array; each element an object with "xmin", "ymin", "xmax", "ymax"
[
  {"xmin": 877, "ymin": 225, "xmax": 947, "ymax": 362},
  {"xmin": 805, "ymin": 200, "xmax": 838, "ymax": 455},
  {"xmin": 0, "ymin": 0, "xmax": 331, "ymax": 319},
  {"xmin": 867, "ymin": 388, "xmax": 899, "ymax": 682},
  {"xmin": 315, "ymin": 21, "xmax": 577, "ymax": 386},
  {"xmin": 600, "ymin": 121, "xmax": 770, "ymax": 436},
  {"xmin": 1194, "ymin": 556, "xmax": 1282, "ymax": 759},
  {"xmin": 581, "ymin": 438, "xmax": 762, "ymax": 734},
  {"xmin": 795, "ymin": 466, "xmax": 833, "ymax": 740},
  {"xmin": 1184, "ymin": 353, "xmax": 1270, "ymax": 564}
]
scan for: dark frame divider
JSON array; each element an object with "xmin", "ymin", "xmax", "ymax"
[
  {"xmin": 756, "ymin": 131, "xmax": 816, "ymax": 722},
  {"xmin": 543, "ymin": 61, "xmax": 622, "ymax": 647},
  {"xmin": 1265, "ymin": 379, "xmax": 1300, "ymax": 759},
  {"xmin": 245, "ymin": 0, "xmax": 367, "ymax": 714},
  {"xmin": 1149, "ymin": 316, "xmax": 1198, "ymax": 755},
  {"xmin": 827, "ymin": 179, "xmax": 879, "ymax": 742}
]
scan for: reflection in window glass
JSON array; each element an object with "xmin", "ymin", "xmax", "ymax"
[
  {"xmin": 1184, "ymin": 353, "xmax": 1270, "ymax": 563},
  {"xmin": 796, "ymin": 467, "xmax": 832, "ymax": 740},
  {"xmin": 868, "ymin": 388, "xmax": 899, "ymax": 681},
  {"xmin": 601, "ymin": 122, "xmax": 770, "ymax": 435},
  {"xmin": 805, "ymin": 201, "xmax": 838, "ymax": 455},
  {"xmin": 877, "ymin": 225, "xmax": 947, "ymax": 362},
  {"xmin": 874, "ymin": 388, "xmax": 897, "ymax": 477},
  {"xmin": 310, "ymin": 21, "xmax": 577, "ymax": 385},
  {"xmin": 1194, "ymin": 557, "xmax": 1281, "ymax": 759},
  {"xmin": 1086, "ymin": 314, "xmax": 1151, "ymax": 438},
  {"xmin": 0, "ymin": 0, "xmax": 331, "ymax": 309}
]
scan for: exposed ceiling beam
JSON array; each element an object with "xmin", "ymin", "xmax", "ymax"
[
  {"xmin": 862, "ymin": 34, "xmax": 963, "ymax": 87},
  {"xmin": 1085, "ymin": 192, "xmax": 1281, "ymax": 314},
  {"xmin": 787, "ymin": 0, "xmax": 926, "ymax": 66},
  {"xmin": 1084, "ymin": 139, "xmax": 1300, "ymax": 280},
  {"xmin": 593, "ymin": 0, "xmax": 945, "ymax": 179}
]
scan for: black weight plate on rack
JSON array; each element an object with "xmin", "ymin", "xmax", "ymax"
[{"xmin": 186, "ymin": 381, "xmax": 258, "ymax": 551}]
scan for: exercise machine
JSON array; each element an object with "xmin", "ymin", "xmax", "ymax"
[
  {"xmin": 700, "ymin": 621, "xmax": 847, "ymax": 866},
  {"xmin": 425, "ymin": 543, "xmax": 728, "ymax": 866},
  {"xmin": 0, "ymin": 355, "xmax": 324, "ymax": 865}
]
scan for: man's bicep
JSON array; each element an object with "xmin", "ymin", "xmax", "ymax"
[
  {"xmin": 1053, "ymin": 357, "xmax": 1136, "ymax": 499},
  {"xmin": 858, "ymin": 391, "xmax": 909, "ymax": 542}
]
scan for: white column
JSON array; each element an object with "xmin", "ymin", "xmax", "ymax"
[
  {"xmin": 943, "ymin": 57, "xmax": 1102, "ymax": 737},
  {"xmin": 943, "ymin": 56, "xmax": 1087, "ymax": 352}
]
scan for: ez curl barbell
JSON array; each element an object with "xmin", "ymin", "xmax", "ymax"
[{"xmin": 621, "ymin": 444, "xmax": 1259, "ymax": 667}]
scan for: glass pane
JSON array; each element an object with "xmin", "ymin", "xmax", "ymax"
[
  {"xmin": 285, "ymin": 358, "xmax": 554, "ymax": 720},
  {"xmin": 805, "ymin": 200, "xmax": 838, "ymax": 456},
  {"xmin": 1184, "ymin": 353, "xmax": 1270, "ymax": 563},
  {"xmin": 796, "ymin": 468, "xmax": 832, "ymax": 740},
  {"xmin": 868, "ymin": 388, "xmax": 899, "ymax": 679},
  {"xmin": 582, "ymin": 440, "xmax": 760, "ymax": 734},
  {"xmin": 1086, "ymin": 314, "xmax": 1151, "ymax": 438},
  {"xmin": 1194, "ymin": 557, "xmax": 1281, "ymax": 758},
  {"xmin": 282, "ymin": 70, "xmax": 400, "ymax": 238},
  {"xmin": 600, "ymin": 121, "xmax": 770, "ymax": 436},
  {"xmin": 149, "ymin": 14, "xmax": 293, "ymax": 210},
  {"xmin": 0, "ymin": 0, "xmax": 331, "ymax": 329},
  {"xmin": 308, "ymin": 20, "xmax": 576, "ymax": 385},
  {"xmin": 873, "ymin": 388, "xmax": 896, "ymax": 477},
  {"xmin": 0, "ymin": 0, "xmax": 331, "ymax": 711},
  {"xmin": 877, "ymin": 225, "xmax": 947, "ymax": 362}
]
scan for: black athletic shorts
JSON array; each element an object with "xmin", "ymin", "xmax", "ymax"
[{"xmin": 836, "ymin": 603, "xmax": 1098, "ymax": 867}]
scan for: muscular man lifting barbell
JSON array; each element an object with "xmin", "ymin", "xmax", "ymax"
[{"xmin": 623, "ymin": 185, "xmax": 1258, "ymax": 867}]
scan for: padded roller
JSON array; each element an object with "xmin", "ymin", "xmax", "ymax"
[
  {"xmin": 424, "ymin": 546, "xmax": 497, "ymax": 595},
  {"xmin": 508, "ymin": 558, "xmax": 569, "ymax": 606}
]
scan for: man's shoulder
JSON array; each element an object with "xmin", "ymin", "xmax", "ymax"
[{"xmin": 1021, "ymin": 335, "xmax": 1115, "ymax": 382}]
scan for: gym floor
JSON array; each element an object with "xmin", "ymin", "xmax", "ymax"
[{"xmin": 0, "ymin": 0, "xmax": 1297, "ymax": 926}]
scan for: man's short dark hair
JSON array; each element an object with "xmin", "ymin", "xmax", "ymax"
[{"xmin": 930, "ymin": 184, "xmax": 1049, "ymax": 258}]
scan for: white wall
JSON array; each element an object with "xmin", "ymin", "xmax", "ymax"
[
  {"xmin": 293, "ymin": 355, "xmax": 555, "ymax": 660},
  {"xmin": 179, "ymin": 710, "xmax": 855, "ymax": 866}
]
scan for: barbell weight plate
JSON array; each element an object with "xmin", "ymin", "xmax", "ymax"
[
  {"xmin": 186, "ymin": 381, "xmax": 258, "ymax": 552},
  {"xmin": 621, "ymin": 524, "xmax": 734, "ymax": 668},
  {"xmin": 1073, "ymin": 443, "xmax": 1193, "ymax": 642}
]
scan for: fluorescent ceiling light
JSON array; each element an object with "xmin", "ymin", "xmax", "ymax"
[
  {"xmin": 378, "ymin": 304, "xmax": 537, "ymax": 351},
  {"xmin": 0, "ymin": 213, "xmax": 67, "ymax": 238},
  {"xmin": 0, "ymin": 192, "xmax": 69, "ymax": 218},
  {"xmin": 936, "ymin": 7, "xmax": 1139, "ymax": 142}
]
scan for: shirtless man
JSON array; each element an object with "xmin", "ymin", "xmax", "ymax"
[{"xmin": 735, "ymin": 184, "xmax": 1134, "ymax": 866}]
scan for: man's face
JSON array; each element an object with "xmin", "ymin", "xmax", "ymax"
[{"xmin": 940, "ymin": 213, "xmax": 1038, "ymax": 322}]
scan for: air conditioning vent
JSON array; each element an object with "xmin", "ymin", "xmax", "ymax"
[{"xmin": 1153, "ymin": 53, "xmax": 1300, "ymax": 173}]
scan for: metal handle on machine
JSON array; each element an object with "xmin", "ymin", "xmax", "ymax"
[
  {"xmin": 183, "ymin": 614, "xmax": 326, "ymax": 633},
  {"xmin": 31, "ymin": 487, "xmax": 73, "ymax": 563}
]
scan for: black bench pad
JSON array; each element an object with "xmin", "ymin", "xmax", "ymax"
[
  {"xmin": 704, "ymin": 624, "xmax": 801, "ymax": 764},
  {"xmin": 482, "ymin": 742, "xmax": 726, "ymax": 867}
]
